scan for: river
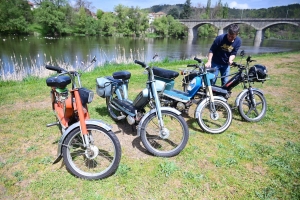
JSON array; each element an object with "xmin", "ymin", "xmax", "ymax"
[{"xmin": 0, "ymin": 35, "xmax": 300, "ymax": 80}]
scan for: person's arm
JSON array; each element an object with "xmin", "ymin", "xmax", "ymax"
[
  {"xmin": 228, "ymin": 37, "xmax": 241, "ymax": 65},
  {"xmin": 205, "ymin": 52, "xmax": 213, "ymax": 67}
]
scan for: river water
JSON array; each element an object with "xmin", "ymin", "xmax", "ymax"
[{"xmin": 0, "ymin": 35, "xmax": 300, "ymax": 79}]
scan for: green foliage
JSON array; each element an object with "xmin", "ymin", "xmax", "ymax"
[
  {"xmin": 100, "ymin": 12, "xmax": 117, "ymax": 36},
  {"xmin": 114, "ymin": 5, "xmax": 149, "ymax": 36},
  {"xmin": 0, "ymin": 1, "xmax": 299, "ymax": 38},
  {"xmin": 33, "ymin": 1, "xmax": 67, "ymax": 35},
  {"xmin": 168, "ymin": 8, "xmax": 180, "ymax": 19},
  {"xmin": 198, "ymin": 24, "xmax": 217, "ymax": 38},
  {"xmin": 0, "ymin": 0, "xmax": 33, "ymax": 34},
  {"xmin": 73, "ymin": 7, "xmax": 97, "ymax": 35},
  {"xmin": 153, "ymin": 16, "xmax": 185, "ymax": 37},
  {"xmin": 180, "ymin": 0, "xmax": 192, "ymax": 19}
]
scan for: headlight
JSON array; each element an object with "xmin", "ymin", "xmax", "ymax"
[{"xmin": 79, "ymin": 88, "xmax": 94, "ymax": 104}]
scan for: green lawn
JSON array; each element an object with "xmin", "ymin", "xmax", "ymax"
[{"xmin": 0, "ymin": 51, "xmax": 299, "ymax": 199}]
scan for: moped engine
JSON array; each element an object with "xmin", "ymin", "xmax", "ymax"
[
  {"xmin": 55, "ymin": 88, "xmax": 68, "ymax": 102},
  {"xmin": 127, "ymin": 115, "xmax": 135, "ymax": 125},
  {"xmin": 176, "ymin": 102, "xmax": 186, "ymax": 111}
]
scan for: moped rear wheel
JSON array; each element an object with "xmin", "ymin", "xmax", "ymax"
[
  {"xmin": 140, "ymin": 110, "xmax": 189, "ymax": 157},
  {"xmin": 62, "ymin": 125, "xmax": 121, "ymax": 180},
  {"xmin": 238, "ymin": 90, "xmax": 267, "ymax": 122},
  {"xmin": 196, "ymin": 99, "xmax": 232, "ymax": 134}
]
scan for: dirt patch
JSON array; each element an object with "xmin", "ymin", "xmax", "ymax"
[{"xmin": 110, "ymin": 122, "xmax": 153, "ymax": 159}]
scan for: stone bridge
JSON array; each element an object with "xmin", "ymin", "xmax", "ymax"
[{"xmin": 179, "ymin": 18, "xmax": 300, "ymax": 46}]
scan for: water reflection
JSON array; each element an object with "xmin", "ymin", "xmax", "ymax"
[{"xmin": 0, "ymin": 35, "xmax": 299, "ymax": 76}]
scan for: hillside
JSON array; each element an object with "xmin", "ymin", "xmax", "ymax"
[{"xmin": 147, "ymin": 3, "xmax": 300, "ymax": 19}]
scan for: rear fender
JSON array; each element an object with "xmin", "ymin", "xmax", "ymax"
[
  {"xmin": 136, "ymin": 107, "xmax": 181, "ymax": 137},
  {"xmin": 52, "ymin": 119, "xmax": 112, "ymax": 164}
]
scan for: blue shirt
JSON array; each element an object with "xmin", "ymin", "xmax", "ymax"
[{"xmin": 209, "ymin": 34, "xmax": 241, "ymax": 65}]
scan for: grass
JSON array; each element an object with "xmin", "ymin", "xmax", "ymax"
[{"xmin": 0, "ymin": 51, "xmax": 300, "ymax": 199}]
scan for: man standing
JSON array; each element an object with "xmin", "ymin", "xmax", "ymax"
[{"xmin": 205, "ymin": 24, "xmax": 241, "ymax": 86}]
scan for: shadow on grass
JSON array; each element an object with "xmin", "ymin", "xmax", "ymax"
[{"xmin": 95, "ymin": 106, "xmax": 152, "ymax": 156}]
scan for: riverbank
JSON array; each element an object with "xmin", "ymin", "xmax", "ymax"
[
  {"xmin": 1, "ymin": 35, "xmax": 300, "ymax": 81},
  {"xmin": 0, "ymin": 51, "xmax": 300, "ymax": 199}
]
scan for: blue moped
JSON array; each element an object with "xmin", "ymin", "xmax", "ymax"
[
  {"xmin": 154, "ymin": 57, "xmax": 232, "ymax": 134},
  {"xmin": 96, "ymin": 60, "xmax": 189, "ymax": 157}
]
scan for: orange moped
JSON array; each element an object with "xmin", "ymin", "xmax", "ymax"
[{"xmin": 45, "ymin": 58, "xmax": 121, "ymax": 180}]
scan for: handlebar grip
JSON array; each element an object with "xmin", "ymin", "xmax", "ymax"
[
  {"xmin": 206, "ymin": 68, "xmax": 216, "ymax": 73},
  {"xmin": 134, "ymin": 60, "xmax": 146, "ymax": 68},
  {"xmin": 187, "ymin": 64, "xmax": 197, "ymax": 68},
  {"xmin": 193, "ymin": 57, "xmax": 202, "ymax": 63},
  {"xmin": 46, "ymin": 65, "xmax": 64, "ymax": 73}
]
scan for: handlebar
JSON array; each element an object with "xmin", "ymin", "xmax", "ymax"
[
  {"xmin": 134, "ymin": 60, "xmax": 147, "ymax": 68},
  {"xmin": 187, "ymin": 64, "xmax": 197, "ymax": 68},
  {"xmin": 206, "ymin": 68, "xmax": 216, "ymax": 73},
  {"xmin": 194, "ymin": 57, "xmax": 202, "ymax": 63},
  {"xmin": 46, "ymin": 65, "xmax": 66, "ymax": 73},
  {"xmin": 231, "ymin": 62, "xmax": 245, "ymax": 68}
]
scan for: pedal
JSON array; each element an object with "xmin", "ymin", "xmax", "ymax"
[{"xmin": 47, "ymin": 121, "xmax": 59, "ymax": 127}]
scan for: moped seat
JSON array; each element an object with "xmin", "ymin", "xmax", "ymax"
[
  {"xmin": 113, "ymin": 71, "xmax": 131, "ymax": 81},
  {"xmin": 46, "ymin": 76, "xmax": 71, "ymax": 88},
  {"xmin": 153, "ymin": 67, "xmax": 179, "ymax": 79}
]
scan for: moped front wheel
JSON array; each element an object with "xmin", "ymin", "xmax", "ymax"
[
  {"xmin": 196, "ymin": 99, "xmax": 232, "ymax": 134},
  {"xmin": 62, "ymin": 125, "xmax": 121, "ymax": 180},
  {"xmin": 140, "ymin": 110, "xmax": 189, "ymax": 157},
  {"xmin": 238, "ymin": 90, "xmax": 267, "ymax": 122}
]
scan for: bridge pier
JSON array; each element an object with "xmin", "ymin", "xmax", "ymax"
[
  {"xmin": 254, "ymin": 30, "xmax": 265, "ymax": 47},
  {"xmin": 188, "ymin": 27, "xmax": 198, "ymax": 40},
  {"xmin": 218, "ymin": 29, "xmax": 224, "ymax": 35}
]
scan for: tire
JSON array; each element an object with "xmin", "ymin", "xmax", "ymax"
[
  {"xmin": 106, "ymin": 96, "xmax": 123, "ymax": 121},
  {"xmin": 140, "ymin": 110, "xmax": 189, "ymax": 157},
  {"xmin": 62, "ymin": 125, "xmax": 121, "ymax": 180},
  {"xmin": 196, "ymin": 99, "xmax": 232, "ymax": 134},
  {"xmin": 238, "ymin": 90, "xmax": 267, "ymax": 122}
]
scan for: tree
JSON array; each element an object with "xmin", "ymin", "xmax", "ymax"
[
  {"xmin": 213, "ymin": 0, "xmax": 223, "ymax": 19},
  {"xmin": 152, "ymin": 15, "xmax": 185, "ymax": 37},
  {"xmin": 0, "ymin": 0, "xmax": 33, "ymax": 34},
  {"xmin": 96, "ymin": 9, "xmax": 104, "ymax": 20},
  {"xmin": 113, "ymin": 5, "xmax": 149, "ymax": 36},
  {"xmin": 99, "ymin": 12, "xmax": 116, "ymax": 36},
  {"xmin": 180, "ymin": 0, "xmax": 192, "ymax": 19},
  {"xmin": 32, "ymin": 0, "xmax": 68, "ymax": 7},
  {"xmin": 206, "ymin": 0, "xmax": 211, "ymax": 19},
  {"xmin": 73, "ymin": 0, "xmax": 92, "ymax": 9},
  {"xmin": 34, "ymin": 1, "xmax": 66, "ymax": 35},
  {"xmin": 223, "ymin": 3, "xmax": 229, "ymax": 18},
  {"xmin": 168, "ymin": 8, "xmax": 180, "ymax": 19},
  {"xmin": 114, "ymin": 4, "xmax": 129, "ymax": 35},
  {"xmin": 73, "ymin": 7, "xmax": 97, "ymax": 35}
]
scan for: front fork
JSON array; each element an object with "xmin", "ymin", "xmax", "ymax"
[
  {"xmin": 248, "ymin": 87, "xmax": 256, "ymax": 107},
  {"xmin": 74, "ymin": 90, "xmax": 91, "ymax": 148},
  {"xmin": 150, "ymin": 82, "xmax": 165, "ymax": 131},
  {"xmin": 207, "ymin": 85, "xmax": 217, "ymax": 113}
]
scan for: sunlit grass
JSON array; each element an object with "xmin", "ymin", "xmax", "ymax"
[{"xmin": 0, "ymin": 51, "xmax": 299, "ymax": 199}]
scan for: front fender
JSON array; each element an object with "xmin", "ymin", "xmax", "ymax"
[
  {"xmin": 235, "ymin": 88, "xmax": 264, "ymax": 107},
  {"xmin": 194, "ymin": 96, "xmax": 227, "ymax": 119},
  {"xmin": 52, "ymin": 119, "xmax": 112, "ymax": 164},
  {"xmin": 136, "ymin": 107, "xmax": 181, "ymax": 137}
]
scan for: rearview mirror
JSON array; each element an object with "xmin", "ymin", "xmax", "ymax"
[{"xmin": 240, "ymin": 50, "xmax": 245, "ymax": 57}]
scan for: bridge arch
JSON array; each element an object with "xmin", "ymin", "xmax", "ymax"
[{"xmin": 179, "ymin": 18, "xmax": 300, "ymax": 45}]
